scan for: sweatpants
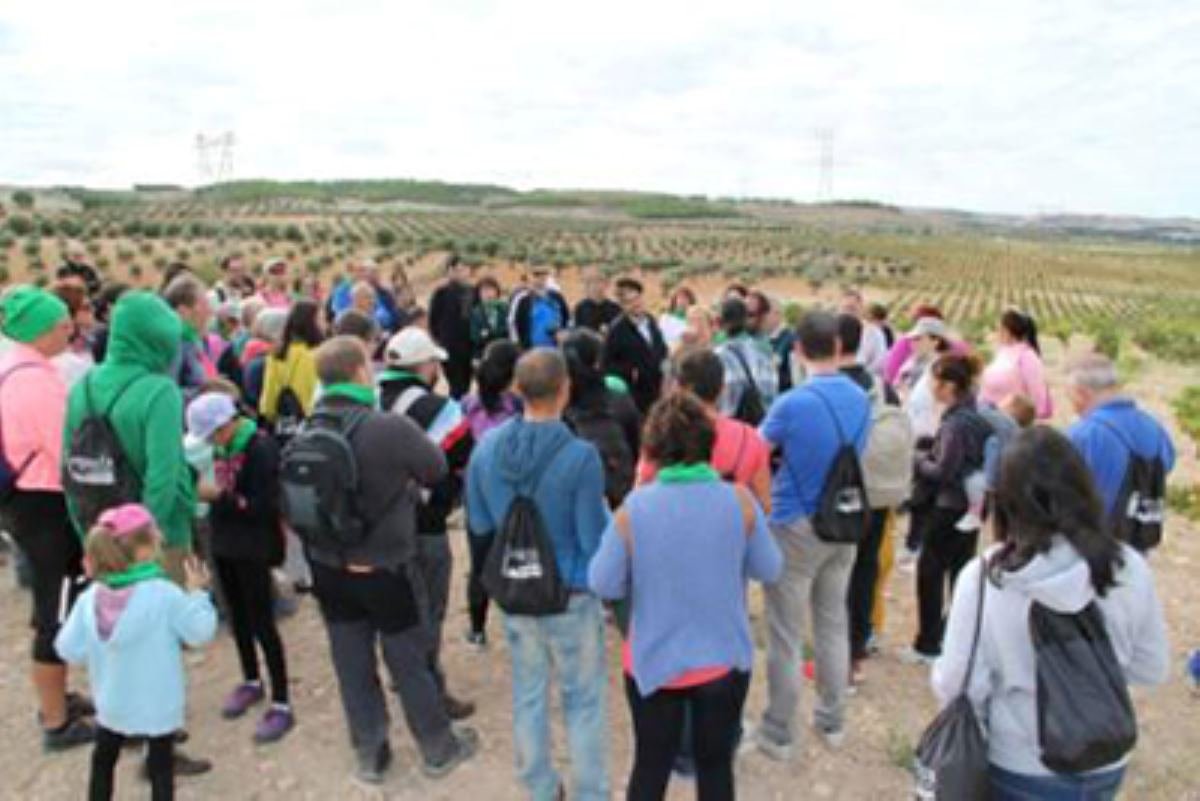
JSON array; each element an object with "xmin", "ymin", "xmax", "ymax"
[
  {"xmin": 411, "ymin": 535, "xmax": 452, "ymax": 693},
  {"xmin": 214, "ymin": 557, "xmax": 290, "ymax": 704},
  {"xmin": 89, "ymin": 726, "xmax": 173, "ymax": 801},
  {"xmin": 913, "ymin": 507, "xmax": 979, "ymax": 656},
  {"xmin": 847, "ymin": 508, "xmax": 889, "ymax": 661}
]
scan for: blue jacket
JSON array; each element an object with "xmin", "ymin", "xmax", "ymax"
[
  {"xmin": 55, "ymin": 579, "xmax": 217, "ymax": 736},
  {"xmin": 466, "ymin": 417, "xmax": 609, "ymax": 591},
  {"xmin": 329, "ymin": 280, "xmax": 400, "ymax": 332},
  {"xmin": 1068, "ymin": 397, "xmax": 1175, "ymax": 517}
]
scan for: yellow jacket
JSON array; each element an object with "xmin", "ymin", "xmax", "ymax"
[{"xmin": 259, "ymin": 342, "xmax": 319, "ymax": 422}]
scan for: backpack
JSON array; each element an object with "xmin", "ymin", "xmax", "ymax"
[
  {"xmin": 861, "ymin": 379, "xmax": 914, "ymax": 509},
  {"xmin": 727, "ymin": 344, "xmax": 766, "ymax": 426},
  {"xmin": 801, "ymin": 386, "xmax": 870, "ymax": 544},
  {"xmin": 1096, "ymin": 419, "xmax": 1166, "ymax": 552},
  {"xmin": 481, "ymin": 447, "xmax": 570, "ymax": 616},
  {"xmin": 63, "ymin": 374, "xmax": 148, "ymax": 531},
  {"xmin": 1030, "ymin": 601, "xmax": 1137, "ymax": 774},
  {"xmin": 0, "ymin": 364, "xmax": 45, "ymax": 503},
  {"xmin": 564, "ymin": 399, "xmax": 635, "ymax": 508},
  {"xmin": 279, "ymin": 406, "xmax": 373, "ymax": 555},
  {"xmin": 273, "ymin": 386, "xmax": 306, "ymax": 443}
]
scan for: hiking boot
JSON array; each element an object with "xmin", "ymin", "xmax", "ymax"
[
  {"xmin": 66, "ymin": 692, "xmax": 95, "ymax": 719},
  {"xmin": 354, "ymin": 742, "xmax": 393, "ymax": 786},
  {"xmin": 444, "ymin": 693, "xmax": 476, "ymax": 721},
  {"xmin": 221, "ymin": 682, "xmax": 265, "ymax": 719},
  {"xmin": 253, "ymin": 706, "xmax": 295, "ymax": 744},
  {"xmin": 816, "ymin": 723, "xmax": 846, "ymax": 750},
  {"xmin": 43, "ymin": 717, "xmax": 95, "ymax": 752},
  {"xmin": 422, "ymin": 726, "xmax": 480, "ymax": 779}
]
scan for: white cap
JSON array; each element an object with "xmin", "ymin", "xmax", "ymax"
[
  {"xmin": 186, "ymin": 392, "xmax": 238, "ymax": 441},
  {"xmin": 384, "ymin": 327, "xmax": 448, "ymax": 367},
  {"xmin": 909, "ymin": 316, "xmax": 949, "ymax": 340}
]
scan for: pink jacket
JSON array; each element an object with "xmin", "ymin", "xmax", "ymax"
[
  {"xmin": 0, "ymin": 344, "xmax": 68, "ymax": 492},
  {"xmin": 979, "ymin": 342, "xmax": 1053, "ymax": 419}
]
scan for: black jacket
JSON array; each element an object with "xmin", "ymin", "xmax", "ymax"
[
  {"xmin": 209, "ymin": 430, "xmax": 284, "ymax": 564},
  {"xmin": 573, "ymin": 298, "xmax": 622, "ymax": 335},
  {"xmin": 604, "ymin": 314, "xmax": 667, "ymax": 414},
  {"xmin": 513, "ymin": 290, "xmax": 571, "ymax": 349},
  {"xmin": 914, "ymin": 398, "xmax": 992, "ymax": 512},
  {"xmin": 429, "ymin": 281, "xmax": 477, "ymax": 357}
]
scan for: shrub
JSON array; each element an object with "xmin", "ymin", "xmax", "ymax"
[
  {"xmin": 1092, "ymin": 328, "xmax": 1121, "ymax": 361},
  {"xmin": 6, "ymin": 215, "xmax": 33, "ymax": 236},
  {"xmin": 12, "ymin": 190, "xmax": 34, "ymax": 210}
]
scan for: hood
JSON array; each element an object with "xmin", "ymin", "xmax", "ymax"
[
  {"xmin": 994, "ymin": 537, "xmax": 1095, "ymax": 614},
  {"xmin": 93, "ymin": 583, "xmax": 162, "ymax": 643},
  {"xmin": 495, "ymin": 418, "xmax": 574, "ymax": 487},
  {"xmin": 105, "ymin": 291, "xmax": 182, "ymax": 373}
]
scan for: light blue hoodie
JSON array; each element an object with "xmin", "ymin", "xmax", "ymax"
[{"xmin": 55, "ymin": 579, "xmax": 217, "ymax": 736}]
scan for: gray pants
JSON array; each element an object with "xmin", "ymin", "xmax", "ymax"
[
  {"xmin": 760, "ymin": 517, "xmax": 856, "ymax": 745},
  {"xmin": 411, "ymin": 535, "xmax": 453, "ymax": 694}
]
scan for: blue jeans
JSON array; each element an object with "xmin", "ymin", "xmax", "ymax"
[
  {"xmin": 990, "ymin": 764, "xmax": 1126, "ymax": 801},
  {"xmin": 504, "ymin": 594, "xmax": 610, "ymax": 801}
]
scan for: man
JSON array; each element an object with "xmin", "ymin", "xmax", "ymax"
[
  {"xmin": 211, "ymin": 253, "xmax": 251, "ymax": 306},
  {"xmin": 752, "ymin": 310, "xmax": 872, "ymax": 759},
  {"xmin": 256, "ymin": 258, "xmax": 292, "ymax": 309},
  {"xmin": 377, "ymin": 327, "xmax": 476, "ymax": 721},
  {"xmin": 512, "ymin": 266, "xmax": 570, "ymax": 350},
  {"xmin": 0, "ymin": 287, "xmax": 93, "ymax": 750},
  {"xmin": 56, "ymin": 241, "xmax": 102, "ymax": 297},
  {"xmin": 1066, "ymin": 354, "xmax": 1175, "ymax": 530},
  {"xmin": 763, "ymin": 298, "xmax": 800, "ymax": 392},
  {"xmin": 841, "ymin": 289, "xmax": 888, "ymax": 376},
  {"xmin": 604, "ymin": 277, "xmax": 667, "ymax": 415},
  {"xmin": 304, "ymin": 336, "xmax": 478, "ymax": 784},
  {"xmin": 572, "ymin": 271, "xmax": 621, "ymax": 335},
  {"xmin": 467, "ymin": 349, "xmax": 610, "ymax": 801},
  {"xmin": 329, "ymin": 259, "xmax": 400, "ymax": 332},
  {"xmin": 428, "ymin": 255, "xmax": 476, "ymax": 398},
  {"xmin": 162, "ymin": 274, "xmax": 216, "ymax": 396},
  {"xmin": 715, "ymin": 297, "xmax": 779, "ymax": 420}
]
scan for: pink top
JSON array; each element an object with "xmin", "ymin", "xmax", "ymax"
[
  {"xmin": 637, "ymin": 415, "xmax": 770, "ymax": 486},
  {"xmin": 0, "ymin": 344, "xmax": 68, "ymax": 492},
  {"xmin": 622, "ymin": 632, "xmax": 730, "ymax": 690},
  {"xmin": 979, "ymin": 342, "xmax": 1053, "ymax": 419},
  {"xmin": 883, "ymin": 335, "xmax": 971, "ymax": 385},
  {"xmin": 256, "ymin": 289, "xmax": 291, "ymax": 310}
]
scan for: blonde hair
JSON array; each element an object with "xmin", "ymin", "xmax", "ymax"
[{"xmin": 86, "ymin": 522, "xmax": 161, "ymax": 578}]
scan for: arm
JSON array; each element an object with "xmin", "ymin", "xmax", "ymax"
[
  {"xmin": 211, "ymin": 440, "xmax": 280, "ymax": 526},
  {"xmin": 931, "ymin": 558, "xmax": 990, "ymax": 707},
  {"xmin": 750, "ymin": 461, "xmax": 773, "ymax": 515},
  {"xmin": 53, "ymin": 598, "xmax": 89, "ymax": 664},
  {"xmin": 1124, "ymin": 555, "xmax": 1170, "ymax": 685},
  {"xmin": 758, "ymin": 393, "xmax": 789, "ymax": 449},
  {"xmin": 1018, "ymin": 349, "xmax": 1053, "ymax": 419},
  {"xmin": 915, "ymin": 418, "xmax": 966, "ymax": 486},
  {"xmin": 736, "ymin": 486, "xmax": 782, "ymax": 583},
  {"xmin": 588, "ymin": 507, "xmax": 631, "ymax": 600},
  {"xmin": 169, "ymin": 586, "xmax": 219, "ymax": 648},
  {"xmin": 392, "ymin": 415, "xmax": 448, "ymax": 488},
  {"xmin": 883, "ymin": 337, "xmax": 912, "ymax": 385},
  {"xmin": 142, "ymin": 384, "xmax": 194, "ymax": 549}
]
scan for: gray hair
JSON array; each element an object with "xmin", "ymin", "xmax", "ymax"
[
  {"xmin": 251, "ymin": 308, "xmax": 288, "ymax": 343},
  {"xmin": 1066, "ymin": 353, "xmax": 1119, "ymax": 391},
  {"xmin": 515, "ymin": 348, "xmax": 567, "ymax": 403}
]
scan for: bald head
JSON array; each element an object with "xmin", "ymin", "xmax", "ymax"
[{"xmin": 515, "ymin": 348, "xmax": 570, "ymax": 416}]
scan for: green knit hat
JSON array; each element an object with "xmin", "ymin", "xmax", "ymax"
[{"xmin": 0, "ymin": 286, "xmax": 69, "ymax": 344}]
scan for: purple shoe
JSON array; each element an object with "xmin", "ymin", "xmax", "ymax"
[
  {"xmin": 221, "ymin": 683, "xmax": 264, "ymax": 719},
  {"xmin": 254, "ymin": 707, "xmax": 295, "ymax": 743}
]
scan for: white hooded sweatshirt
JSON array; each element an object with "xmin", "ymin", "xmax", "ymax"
[{"xmin": 932, "ymin": 539, "xmax": 1169, "ymax": 777}]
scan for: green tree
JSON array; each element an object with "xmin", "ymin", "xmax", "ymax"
[{"xmin": 12, "ymin": 190, "xmax": 34, "ymax": 210}]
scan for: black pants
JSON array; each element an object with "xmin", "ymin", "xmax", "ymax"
[
  {"xmin": 443, "ymin": 352, "xmax": 473, "ymax": 399},
  {"xmin": 624, "ymin": 671, "xmax": 749, "ymax": 801},
  {"xmin": 5, "ymin": 491, "xmax": 85, "ymax": 664},
  {"xmin": 848, "ymin": 508, "xmax": 888, "ymax": 661},
  {"xmin": 466, "ymin": 535, "xmax": 492, "ymax": 636},
  {"xmin": 914, "ymin": 508, "xmax": 979, "ymax": 656},
  {"xmin": 89, "ymin": 726, "xmax": 173, "ymax": 800},
  {"xmin": 215, "ymin": 558, "xmax": 289, "ymax": 705}
]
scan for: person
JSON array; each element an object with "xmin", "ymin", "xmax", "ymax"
[
  {"xmin": 211, "ymin": 253, "xmax": 252, "ymax": 306},
  {"xmin": 51, "ymin": 280, "xmax": 97, "ymax": 389},
  {"xmin": 637, "ymin": 348, "xmax": 772, "ymax": 513},
  {"xmin": 764, "ymin": 300, "xmax": 799, "ymax": 393},
  {"xmin": 903, "ymin": 354, "xmax": 993, "ymax": 664},
  {"xmin": 932, "ymin": 426, "xmax": 1169, "ymax": 799},
  {"xmin": 866, "ymin": 303, "xmax": 894, "ymax": 349},
  {"xmin": 240, "ymin": 308, "xmax": 287, "ymax": 410},
  {"xmin": 459, "ymin": 339, "xmax": 522, "ymax": 648},
  {"xmin": 897, "ymin": 316, "xmax": 953, "ymax": 443},
  {"xmin": 56, "ymin": 240, "xmax": 102, "ymax": 297},
  {"xmin": 605, "ymin": 277, "xmax": 668, "ymax": 415},
  {"xmin": 714, "ymin": 298, "xmax": 778, "ymax": 421},
  {"xmin": 589, "ymin": 391, "xmax": 782, "ymax": 800},
  {"xmin": 303, "ymin": 337, "xmax": 478, "ymax": 783},
  {"xmin": 55, "ymin": 506, "xmax": 217, "ymax": 801},
  {"xmin": 428, "ymin": 255, "xmax": 477, "ymax": 398},
  {"xmin": 162, "ymin": 274, "xmax": 217, "ymax": 396},
  {"xmin": 751, "ymin": 310, "xmax": 871, "ymax": 760},
  {"xmin": 0, "ymin": 286, "xmax": 94, "ymax": 750},
  {"xmin": 658, "ymin": 286, "xmax": 696, "ymax": 350},
  {"xmin": 89, "ymin": 282, "xmax": 130, "ymax": 365},
  {"xmin": 883, "ymin": 304, "xmax": 969, "ymax": 386},
  {"xmin": 212, "ymin": 300, "xmax": 243, "ymax": 386},
  {"xmin": 328, "ymin": 259, "xmax": 400, "ymax": 331},
  {"xmin": 187, "ymin": 393, "xmax": 294, "ymax": 743},
  {"xmin": 841, "ymin": 290, "xmax": 888, "ymax": 376},
  {"xmin": 512, "ymin": 266, "xmax": 570, "ymax": 350},
  {"xmin": 256, "ymin": 258, "xmax": 292, "ymax": 309},
  {"xmin": 573, "ymin": 271, "xmax": 622, "ymax": 335},
  {"xmin": 466, "ymin": 349, "xmax": 611, "ymax": 800},
  {"xmin": 1065, "ymin": 354, "xmax": 1175, "ymax": 530},
  {"xmin": 979, "ymin": 308, "xmax": 1053, "ymax": 420},
  {"xmin": 469, "ymin": 276, "xmax": 509, "ymax": 359},
  {"xmin": 679, "ymin": 305, "xmax": 715, "ymax": 352},
  {"xmin": 259, "ymin": 299, "xmax": 322, "ymax": 434},
  {"xmin": 377, "ymin": 328, "xmax": 477, "ymax": 720}
]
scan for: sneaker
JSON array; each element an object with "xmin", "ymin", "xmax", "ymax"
[
  {"xmin": 898, "ymin": 647, "xmax": 938, "ymax": 667},
  {"xmin": 956, "ymin": 512, "xmax": 982, "ymax": 533},
  {"xmin": 65, "ymin": 692, "xmax": 95, "ymax": 719},
  {"xmin": 464, "ymin": 630, "xmax": 488, "ymax": 651},
  {"xmin": 353, "ymin": 742, "xmax": 393, "ymax": 787},
  {"xmin": 222, "ymin": 682, "xmax": 265, "ymax": 719},
  {"xmin": 865, "ymin": 633, "xmax": 882, "ymax": 657},
  {"xmin": 444, "ymin": 693, "xmax": 476, "ymax": 721},
  {"xmin": 273, "ymin": 595, "xmax": 299, "ymax": 619},
  {"xmin": 254, "ymin": 706, "xmax": 295, "ymax": 743},
  {"xmin": 422, "ymin": 726, "xmax": 480, "ymax": 779},
  {"xmin": 142, "ymin": 750, "xmax": 212, "ymax": 780},
  {"xmin": 43, "ymin": 717, "xmax": 95, "ymax": 752},
  {"xmin": 816, "ymin": 723, "xmax": 846, "ymax": 750},
  {"xmin": 751, "ymin": 728, "xmax": 793, "ymax": 762}
]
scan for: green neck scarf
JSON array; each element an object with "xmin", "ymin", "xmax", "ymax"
[
  {"xmin": 181, "ymin": 321, "xmax": 201, "ymax": 343},
  {"xmin": 102, "ymin": 560, "xmax": 166, "ymax": 589},
  {"xmin": 323, "ymin": 382, "xmax": 377, "ymax": 407},
  {"xmin": 377, "ymin": 368, "xmax": 423, "ymax": 385},
  {"xmin": 657, "ymin": 463, "xmax": 719, "ymax": 484},
  {"xmin": 217, "ymin": 418, "xmax": 258, "ymax": 458}
]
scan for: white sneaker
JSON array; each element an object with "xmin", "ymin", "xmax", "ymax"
[
  {"xmin": 815, "ymin": 724, "xmax": 846, "ymax": 750},
  {"xmin": 749, "ymin": 726, "xmax": 794, "ymax": 762},
  {"xmin": 956, "ymin": 513, "xmax": 982, "ymax": 532},
  {"xmin": 898, "ymin": 647, "xmax": 938, "ymax": 667}
]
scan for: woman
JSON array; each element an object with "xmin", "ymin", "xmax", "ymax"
[
  {"xmin": 932, "ymin": 426, "xmax": 1168, "ymax": 799},
  {"xmin": 51, "ymin": 280, "xmax": 96, "ymax": 388},
  {"xmin": 897, "ymin": 316, "xmax": 953, "ymax": 442},
  {"xmin": 469, "ymin": 276, "xmax": 509, "ymax": 359},
  {"xmin": 980, "ymin": 308, "xmax": 1053, "ymax": 420},
  {"xmin": 904, "ymin": 353, "xmax": 993, "ymax": 663},
  {"xmin": 589, "ymin": 391, "xmax": 782, "ymax": 800},
  {"xmin": 259, "ymin": 300, "xmax": 322, "ymax": 432},
  {"xmin": 883, "ymin": 304, "xmax": 969, "ymax": 386},
  {"xmin": 659, "ymin": 286, "xmax": 696, "ymax": 350}
]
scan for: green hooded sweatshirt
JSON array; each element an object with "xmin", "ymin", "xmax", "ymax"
[{"xmin": 63, "ymin": 292, "xmax": 196, "ymax": 547}]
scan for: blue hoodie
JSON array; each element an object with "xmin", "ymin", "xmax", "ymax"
[
  {"xmin": 466, "ymin": 417, "xmax": 609, "ymax": 591},
  {"xmin": 1068, "ymin": 397, "xmax": 1175, "ymax": 517}
]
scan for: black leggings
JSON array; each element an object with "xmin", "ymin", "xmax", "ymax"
[
  {"xmin": 215, "ymin": 558, "xmax": 289, "ymax": 704},
  {"xmin": 90, "ymin": 726, "xmax": 173, "ymax": 800},
  {"xmin": 624, "ymin": 670, "xmax": 749, "ymax": 801},
  {"xmin": 466, "ymin": 535, "xmax": 492, "ymax": 636},
  {"xmin": 914, "ymin": 508, "xmax": 979, "ymax": 656}
]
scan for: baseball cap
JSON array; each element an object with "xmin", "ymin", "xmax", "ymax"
[
  {"xmin": 262, "ymin": 257, "xmax": 288, "ymax": 275},
  {"xmin": 384, "ymin": 327, "xmax": 448, "ymax": 367},
  {"xmin": 186, "ymin": 392, "xmax": 239, "ymax": 441},
  {"xmin": 910, "ymin": 316, "xmax": 949, "ymax": 340}
]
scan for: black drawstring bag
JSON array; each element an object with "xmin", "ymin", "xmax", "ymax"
[{"xmin": 914, "ymin": 563, "xmax": 990, "ymax": 800}]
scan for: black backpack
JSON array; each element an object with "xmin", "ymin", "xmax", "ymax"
[
  {"xmin": 482, "ymin": 448, "xmax": 570, "ymax": 616},
  {"xmin": 0, "ymin": 364, "xmax": 44, "ymax": 503},
  {"xmin": 63, "ymin": 374, "xmax": 147, "ymax": 531},
  {"xmin": 1096, "ymin": 420, "xmax": 1166, "ymax": 552},
  {"xmin": 803, "ymin": 386, "xmax": 870, "ymax": 544},
  {"xmin": 279, "ymin": 407, "xmax": 372, "ymax": 555},
  {"xmin": 728, "ymin": 344, "xmax": 766, "ymax": 426},
  {"xmin": 1030, "ymin": 601, "xmax": 1137, "ymax": 774},
  {"xmin": 564, "ymin": 400, "xmax": 635, "ymax": 508}
]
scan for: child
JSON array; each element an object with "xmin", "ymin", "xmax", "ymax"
[
  {"xmin": 963, "ymin": 393, "xmax": 1038, "ymax": 532},
  {"xmin": 188, "ymin": 392, "xmax": 295, "ymax": 743},
  {"xmin": 55, "ymin": 505, "xmax": 216, "ymax": 801}
]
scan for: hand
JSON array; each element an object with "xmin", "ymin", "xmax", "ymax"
[
  {"xmin": 197, "ymin": 481, "xmax": 221, "ymax": 502},
  {"xmin": 183, "ymin": 555, "xmax": 211, "ymax": 593}
]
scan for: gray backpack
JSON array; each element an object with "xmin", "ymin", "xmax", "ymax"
[{"xmin": 861, "ymin": 380, "xmax": 914, "ymax": 509}]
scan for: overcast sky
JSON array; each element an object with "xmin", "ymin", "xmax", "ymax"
[{"xmin": 2, "ymin": 0, "xmax": 1198, "ymax": 216}]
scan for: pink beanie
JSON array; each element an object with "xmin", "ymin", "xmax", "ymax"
[{"xmin": 96, "ymin": 504, "xmax": 158, "ymax": 540}]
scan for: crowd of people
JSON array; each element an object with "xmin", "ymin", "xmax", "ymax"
[{"xmin": 0, "ymin": 245, "xmax": 1181, "ymax": 800}]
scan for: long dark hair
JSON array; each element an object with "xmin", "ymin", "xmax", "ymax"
[
  {"xmin": 476, "ymin": 339, "xmax": 519, "ymax": 414},
  {"xmin": 991, "ymin": 426, "xmax": 1123, "ymax": 595},
  {"xmin": 1001, "ymin": 308, "xmax": 1041, "ymax": 355},
  {"xmin": 931, "ymin": 353, "xmax": 983, "ymax": 401},
  {"xmin": 275, "ymin": 299, "xmax": 323, "ymax": 359},
  {"xmin": 561, "ymin": 328, "xmax": 608, "ymax": 411}
]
